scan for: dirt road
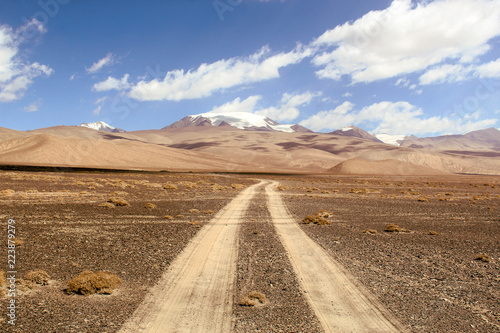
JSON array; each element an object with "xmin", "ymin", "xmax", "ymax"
[
  {"xmin": 265, "ymin": 180, "xmax": 405, "ymax": 333},
  {"xmin": 120, "ymin": 180, "xmax": 267, "ymax": 333},
  {"xmin": 120, "ymin": 179, "xmax": 404, "ymax": 332}
]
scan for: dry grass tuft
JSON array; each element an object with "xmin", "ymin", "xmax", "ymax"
[
  {"xmin": 239, "ymin": 291, "xmax": 267, "ymax": 307},
  {"xmin": 363, "ymin": 229, "xmax": 378, "ymax": 234},
  {"xmin": 144, "ymin": 202, "xmax": 157, "ymax": 209},
  {"xmin": 385, "ymin": 224, "xmax": 402, "ymax": 232},
  {"xmin": 204, "ymin": 210, "xmax": 214, "ymax": 214},
  {"xmin": 316, "ymin": 210, "xmax": 334, "ymax": 218},
  {"xmin": 474, "ymin": 254, "xmax": 491, "ymax": 262},
  {"xmin": 10, "ymin": 238, "xmax": 24, "ymax": 246},
  {"xmin": 163, "ymin": 183, "xmax": 178, "ymax": 190},
  {"xmin": 107, "ymin": 197, "xmax": 130, "ymax": 207},
  {"xmin": 98, "ymin": 202, "xmax": 115, "ymax": 208},
  {"xmin": 428, "ymin": 230, "xmax": 439, "ymax": 235},
  {"xmin": 66, "ymin": 270, "xmax": 121, "ymax": 295},
  {"xmin": 25, "ymin": 270, "xmax": 50, "ymax": 286},
  {"xmin": 189, "ymin": 208, "xmax": 200, "ymax": 214},
  {"xmin": 231, "ymin": 183, "xmax": 246, "ymax": 189},
  {"xmin": 0, "ymin": 189, "xmax": 15, "ymax": 196},
  {"xmin": 302, "ymin": 215, "xmax": 331, "ymax": 225},
  {"xmin": 0, "ymin": 271, "xmax": 5, "ymax": 297},
  {"xmin": 163, "ymin": 215, "xmax": 174, "ymax": 220}
]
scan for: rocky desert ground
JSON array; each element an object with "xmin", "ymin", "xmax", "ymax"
[{"xmin": 0, "ymin": 169, "xmax": 498, "ymax": 332}]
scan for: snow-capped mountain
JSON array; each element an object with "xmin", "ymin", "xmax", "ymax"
[
  {"xmin": 163, "ymin": 112, "xmax": 311, "ymax": 133},
  {"xmin": 330, "ymin": 125, "xmax": 383, "ymax": 143},
  {"xmin": 79, "ymin": 121, "xmax": 125, "ymax": 133}
]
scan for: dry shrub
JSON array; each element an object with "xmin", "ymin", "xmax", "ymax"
[
  {"xmin": 189, "ymin": 221, "xmax": 201, "ymax": 228},
  {"xmin": 474, "ymin": 254, "xmax": 491, "ymax": 263},
  {"xmin": 276, "ymin": 185, "xmax": 288, "ymax": 191},
  {"xmin": 107, "ymin": 197, "xmax": 130, "ymax": 207},
  {"xmin": 316, "ymin": 210, "xmax": 334, "ymax": 218},
  {"xmin": 179, "ymin": 181, "xmax": 197, "ymax": 189},
  {"xmin": 239, "ymin": 291, "xmax": 267, "ymax": 307},
  {"xmin": 66, "ymin": 270, "xmax": 121, "ymax": 295},
  {"xmin": 385, "ymin": 224, "xmax": 402, "ymax": 232},
  {"xmin": 204, "ymin": 210, "xmax": 214, "ymax": 214},
  {"xmin": 144, "ymin": 202, "xmax": 157, "ymax": 209},
  {"xmin": 0, "ymin": 271, "xmax": 5, "ymax": 297},
  {"xmin": 363, "ymin": 229, "xmax": 378, "ymax": 234},
  {"xmin": 163, "ymin": 183, "xmax": 178, "ymax": 190},
  {"xmin": 231, "ymin": 184, "xmax": 245, "ymax": 189},
  {"xmin": 0, "ymin": 189, "xmax": 15, "ymax": 196},
  {"xmin": 10, "ymin": 238, "xmax": 24, "ymax": 246},
  {"xmin": 429, "ymin": 230, "xmax": 439, "ymax": 235},
  {"xmin": 25, "ymin": 270, "xmax": 50, "ymax": 286},
  {"xmin": 418, "ymin": 198, "xmax": 429, "ymax": 202},
  {"xmin": 99, "ymin": 202, "xmax": 115, "ymax": 209},
  {"xmin": 189, "ymin": 208, "xmax": 200, "ymax": 214},
  {"xmin": 211, "ymin": 184, "xmax": 227, "ymax": 191},
  {"xmin": 163, "ymin": 215, "xmax": 174, "ymax": 220},
  {"xmin": 16, "ymin": 279, "xmax": 34, "ymax": 292},
  {"xmin": 302, "ymin": 215, "xmax": 331, "ymax": 225},
  {"xmin": 176, "ymin": 214, "xmax": 185, "ymax": 219}
]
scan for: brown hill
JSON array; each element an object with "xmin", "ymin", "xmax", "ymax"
[
  {"xmin": 330, "ymin": 126, "xmax": 383, "ymax": 143},
  {"xmin": 1, "ymin": 125, "xmax": 499, "ymax": 175},
  {"xmin": 0, "ymin": 133, "xmax": 254, "ymax": 172},
  {"xmin": 329, "ymin": 158, "xmax": 449, "ymax": 176}
]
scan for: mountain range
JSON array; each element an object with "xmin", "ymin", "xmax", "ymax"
[{"xmin": 1, "ymin": 112, "xmax": 499, "ymax": 175}]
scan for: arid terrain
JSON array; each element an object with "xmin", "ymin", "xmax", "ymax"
[{"xmin": 0, "ymin": 170, "xmax": 498, "ymax": 332}]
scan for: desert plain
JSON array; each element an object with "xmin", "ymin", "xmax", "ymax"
[{"xmin": 0, "ymin": 168, "xmax": 498, "ymax": 332}]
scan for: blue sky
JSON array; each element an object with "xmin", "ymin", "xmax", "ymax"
[{"xmin": 1, "ymin": 0, "xmax": 499, "ymax": 135}]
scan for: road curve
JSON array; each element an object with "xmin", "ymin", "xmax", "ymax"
[
  {"xmin": 265, "ymin": 180, "xmax": 406, "ymax": 333},
  {"xmin": 120, "ymin": 180, "xmax": 267, "ymax": 333}
]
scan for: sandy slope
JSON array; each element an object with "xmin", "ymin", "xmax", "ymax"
[
  {"xmin": 329, "ymin": 158, "xmax": 449, "ymax": 175},
  {"xmin": 119, "ymin": 181, "xmax": 266, "ymax": 333},
  {"xmin": 265, "ymin": 181, "xmax": 406, "ymax": 332},
  {"xmin": 1, "ymin": 125, "xmax": 499, "ymax": 174}
]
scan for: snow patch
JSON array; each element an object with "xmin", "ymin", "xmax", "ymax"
[
  {"xmin": 374, "ymin": 133, "xmax": 407, "ymax": 146},
  {"xmin": 192, "ymin": 112, "xmax": 296, "ymax": 133}
]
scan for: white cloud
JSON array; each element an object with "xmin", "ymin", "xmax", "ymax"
[
  {"xmin": 208, "ymin": 91, "xmax": 321, "ymax": 122},
  {"xmin": 300, "ymin": 101, "xmax": 497, "ymax": 135},
  {"xmin": 342, "ymin": 92, "xmax": 352, "ymax": 97},
  {"xmin": 128, "ymin": 45, "xmax": 312, "ymax": 101},
  {"xmin": 255, "ymin": 91, "xmax": 322, "ymax": 122},
  {"xmin": 92, "ymin": 105, "xmax": 102, "ymax": 115},
  {"xmin": 419, "ymin": 64, "xmax": 474, "ymax": 85},
  {"xmin": 86, "ymin": 53, "xmax": 115, "ymax": 74},
  {"xmin": 312, "ymin": 0, "xmax": 500, "ymax": 84},
  {"xmin": 23, "ymin": 99, "xmax": 42, "ymax": 112},
  {"xmin": 475, "ymin": 58, "xmax": 500, "ymax": 78},
  {"xmin": 93, "ymin": 74, "xmax": 130, "ymax": 91},
  {"xmin": 0, "ymin": 21, "xmax": 53, "ymax": 102},
  {"xmin": 209, "ymin": 95, "xmax": 262, "ymax": 114}
]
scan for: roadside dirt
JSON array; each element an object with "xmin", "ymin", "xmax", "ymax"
[
  {"xmin": 266, "ymin": 181, "xmax": 405, "ymax": 332},
  {"xmin": 119, "ymin": 181, "xmax": 266, "ymax": 332},
  {"xmin": 233, "ymin": 187, "xmax": 322, "ymax": 332}
]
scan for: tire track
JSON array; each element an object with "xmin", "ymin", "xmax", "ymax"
[
  {"xmin": 120, "ymin": 180, "xmax": 267, "ymax": 333},
  {"xmin": 265, "ymin": 180, "xmax": 406, "ymax": 333}
]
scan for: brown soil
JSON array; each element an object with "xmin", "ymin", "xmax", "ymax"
[
  {"xmin": 272, "ymin": 174, "xmax": 500, "ymax": 333},
  {"xmin": 233, "ymin": 189, "xmax": 322, "ymax": 332},
  {"xmin": 0, "ymin": 170, "xmax": 498, "ymax": 332},
  {"xmin": 0, "ymin": 170, "xmax": 255, "ymax": 332}
]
